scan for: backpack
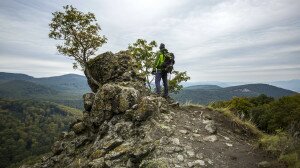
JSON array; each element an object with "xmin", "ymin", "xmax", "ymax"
[{"xmin": 162, "ymin": 52, "xmax": 175, "ymax": 73}]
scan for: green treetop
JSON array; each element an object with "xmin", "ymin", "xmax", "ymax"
[{"xmin": 49, "ymin": 5, "xmax": 107, "ymax": 87}]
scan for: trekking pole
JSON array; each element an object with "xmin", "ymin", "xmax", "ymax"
[
  {"xmin": 149, "ymin": 76, "xmax": 155, "ymax": 92},
  {"xmin": 150, "ymin": 76, "xmax": 154, "ymax": 84}
]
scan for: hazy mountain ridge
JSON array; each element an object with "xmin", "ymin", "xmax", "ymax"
[
  {"xmin": 0, "ymin": 72, "xmax": 90, "ymax": 109},
  {"xmin": 270, "ymin": 79, "xmax": 300, "ymax": 92},
  {"xmin": 184, "ymin": 80, "xmax": 300, "ymax": 92},
  {"xmin": 0, "ymin": 72, "xmax": 90, "ymax": 93},
  {"xmin": 224, "ymin": 84, "xmax": 296, "ymax": 97},
  {"xmin": 184, "ymin": 85, "xmax": 222, "ymax": 90},
  {"xmin": 0, "ymin": 72, "xmax": 34, "ymax": 82},
  {"xmin": 172, "ymin": 84, "xmax": 297, "ymax": 105},
  {"xmin": 32, "ymin": 74, "xmax": 91, "ymax": 93}
]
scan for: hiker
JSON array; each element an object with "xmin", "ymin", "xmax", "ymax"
[{"xmin": 152, "ymin": 43, "xmax": 175, "ymax": 98}]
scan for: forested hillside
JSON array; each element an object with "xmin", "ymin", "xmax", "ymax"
[
  {"xmin": 0, "ymin": 99, "xmax": 82, "ymax": 168},
  {"xmin": 0, "ymin": 80, "xmax": 58, "ymax": 98}
]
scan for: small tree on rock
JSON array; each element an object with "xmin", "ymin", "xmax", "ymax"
[
  {"xmin": 168, "ymin": 71, "xmax": 190, "ymax": 93},
  {"xmin": 49, "ymin": 5, "xmax": 107, "ymax": 87},
  {"xmin": 128, "ymin": 39, "xmax": 157, "ymax": 90},
  {"xmin": 128, "ymin": 39, "xmax": 190, "ymax": 94}
]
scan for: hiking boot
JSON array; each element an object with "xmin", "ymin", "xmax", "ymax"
[
  {"xmin": 153, "ymin": 92, "xmax": 161, "ymax": 97},
  {"xmin": 163, "ymin": 95, "xmax": 174, "ymax": 102},
  {"xmin": 163, "ymin": 95, "xmax": 170, "ymax": 99}
]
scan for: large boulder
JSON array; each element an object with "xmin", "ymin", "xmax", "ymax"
[
  {"xmin": 90, "ymin": 83, "xmax": 141, "ymax": 126},
  {"xmin": 133, "ymin": 96, "xmax": 164, "ymax": 122},
  {"xmin": 86, "ymin": 51, "xmax": 144, "ymax": 92}
]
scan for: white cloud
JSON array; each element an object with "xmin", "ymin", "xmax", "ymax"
[
  {"xmin": 0, "ymin": 53, "xmax": 81, "ymax": 77},
  {"xmin": 0, "ymin": 0, "xmax": 300, "ymax": 81}
]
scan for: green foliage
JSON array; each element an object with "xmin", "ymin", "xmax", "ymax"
[
  {"xmin": 260, "ymin": 130, "xmax": 292, "ymax": 154},
  {"xmin": 49, "ymin": 5, "xmax": 107, "ymax": 86},
  {"xmin": 211, "ymin": 94, "xmax": 300, "ymax": 134},
  {"xmin": 227, "ymin": 97, "xmax": 254, "ymax": 118},
  {"xmin": 279, "ymin": 152, "xmax": 300, "ymax": 168},
  {"xmin": 128, "ymin": 39, "xmax": 157, "ymax": 89},
  {"xmin": 249, "ymin": 94, "xmax": 274, "ymax": 106},
  {"xmin": 260, "ymin": 130, "xmax": 300, "ymax": 167},
  {"xmin": 266, "ymin": 95, "xmax": 300, "ymax": 133},
  {"xmin": 8, "ymin": 154, "xmax": 45, "ymax": 168},
  {"xmin": 128, "ymin": 39, "xmax": 190, "ymax": 93},
  {"xmin": 0, "ymin": 99, "xmax": 82, "ymax": 168},
  {"xmin": 168, "ymin": 71, "xmax": 190, "ymax": 94}
]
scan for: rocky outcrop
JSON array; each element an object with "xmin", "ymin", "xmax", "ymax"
[
  {"xmin": 86, "ymin": 51, "xmax": 144, "ymax": 92},
  {"xmin": 28, "ymin": 85, "xmax": 170, "ymax": 167},
  {"xmin": 23, "ymin": 51, "xmax": 172, "ymax": 168}
]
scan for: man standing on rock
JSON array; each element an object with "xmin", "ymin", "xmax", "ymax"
[{"xmin": 152, "ymin": 43, "xmax": 175, "ymax": 98}]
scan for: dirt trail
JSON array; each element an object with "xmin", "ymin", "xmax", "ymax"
[{"xmin": 154, "ymin": 105, "xmax": 284, "ymax": 168}]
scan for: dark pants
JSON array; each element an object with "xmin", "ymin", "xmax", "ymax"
[{"xmin": 155, "ymin": 70, "xmax": 168, "ymax": 97}]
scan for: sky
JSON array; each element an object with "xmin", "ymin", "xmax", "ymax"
[{"xmin": 0, "ymin": 0, "xmax": 300, "ymax": 82}]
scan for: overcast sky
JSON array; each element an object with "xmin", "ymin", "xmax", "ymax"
[{"xmin": 0, "ymin": 0, "xmax": 300, "ymax": 82}]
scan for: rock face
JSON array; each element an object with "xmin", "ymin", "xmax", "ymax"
[
  {"xmin": 86, "ymin": 51, "xmax": 144, "ymax": 92},
  {"xmin": 30, "ymin": 88, "xmax": 168, "ymax": 167}
]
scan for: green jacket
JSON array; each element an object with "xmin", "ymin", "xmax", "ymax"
[{"xmin": 153, "ymin": 51, "xmax": 165, "ymax": 70}]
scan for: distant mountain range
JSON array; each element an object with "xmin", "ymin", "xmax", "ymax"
[
  {"xmin": 269, "ymin": 80, "xmax": 300, "ymax": 93},
  {"xmin": 172, "ymin": 84, "xmax": 298, "ymax": 105},
  {"xmin": 184, "ymin": 79, "xmax": 300, "ymax": 92},
  {"xmin": 184, "ymin": 85, "xmax": 223, "ymax": 90},
  {"xmin": 0, "ymin": 72, "xmax": 298, "ymax": 108},
  {"xmin": 0, "ymin": 72, "xmax": 90, "ymax": 93},
  {"xmin": 0, "ymin": 72, "xmax": 91, "ymax": 109}
]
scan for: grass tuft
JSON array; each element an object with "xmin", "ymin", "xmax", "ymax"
[{"xmin": 208, "ymin": 106, "xmax": 264, "ymax": 138}]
